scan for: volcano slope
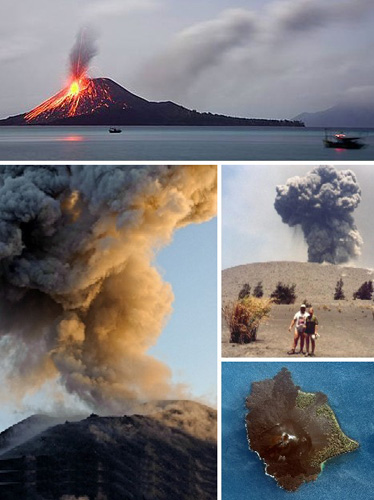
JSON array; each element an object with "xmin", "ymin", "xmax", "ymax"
[
  {"xmin": 0, "ymin": 401, "xmax": 217, "ymax": 500},
  {"xmin": 0, "ymin": 77, "xmax": 303, "ymax": 127},
  {"xmin": 222, "ymin": 261, "xmax": 374, "ymax": 358}
]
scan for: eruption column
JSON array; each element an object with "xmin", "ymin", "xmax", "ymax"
[
  {"xmin": 25, "ymin": 28, "xmax": 98, "ymax": 122},
  {"xmin": 274, "ymin": 165, "xmax": 362, "ymax": 264},
  {"xmin": 69, "ymin": 27, "xmax": 98, "ymax": 82},
  {"xmin": 0, "ymin": 165, "xmax": 217, "ymax": 412}
]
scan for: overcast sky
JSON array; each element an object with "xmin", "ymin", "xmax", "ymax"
[
  {"xmin": 222, "ymin": 164, "xmax": 374, "ymax": 269},
  {"xmin": 1, "ymin": 0, "xmax": 374, "ymax": 120}
]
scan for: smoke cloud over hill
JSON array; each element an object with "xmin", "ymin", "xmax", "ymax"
[
  {"xmin": 274, "ymin": 165, "xmax": 362, "ymax": 264},
  {"xmin": 69, "ymin": 28, "xmax": 98, "ymax": 80},
  {"xmin": 0, "ymin": 166, "xmax": 217, "ymax": 412}
]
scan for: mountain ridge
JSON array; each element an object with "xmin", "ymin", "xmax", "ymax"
[{"xmin": 294, "ymin": 102, "xmax": 374, "ymax": 128}]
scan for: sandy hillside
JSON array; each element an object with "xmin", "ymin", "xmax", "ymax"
[{"xmin": 222, "ymin": 261, "xmax": 374, "ymax": 358}]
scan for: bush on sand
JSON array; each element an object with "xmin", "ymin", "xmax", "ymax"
[
  {"xmin": 253, "ymin": 281, "xmax": 264, "ymax": 298},
  {"xmin": 270, "ymin": 282, "xmax": 296, "ymax": 304},
  {"xmin": 223, "ymin": 296, "xmax": 272, "ymax": 344},
  {"xmin": 238, "ymin": 283, "xmax": 251, "ymax": 299},
  {"xmin": 353, "ymin": 281, "xmax": 373, "ymax": 300}
]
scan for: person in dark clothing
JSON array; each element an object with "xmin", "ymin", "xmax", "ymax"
[{"xmin": 304, "ymin": 307, "xmax": 319, "ymax": 357}]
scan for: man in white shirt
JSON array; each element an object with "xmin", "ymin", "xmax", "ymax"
[{"xmin": 287, "ymin": 304, "xmax": 309, "ymax": 354}]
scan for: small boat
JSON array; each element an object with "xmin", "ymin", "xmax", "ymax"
[
  {"xmin": 109, "ymin": 127, "xmax": 122, "ymax": 134},
  {"xmin": 323, "ymin": 130, "xmax": 365, "ymax": 149}
]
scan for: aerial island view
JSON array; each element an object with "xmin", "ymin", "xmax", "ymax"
[
  {"xmin": 246, "ymin": 368, "xmax": 359, "ymax": 491},
  {"xmin": 222, "ymin": 362, "xmax": 369, "ymax": 499}
]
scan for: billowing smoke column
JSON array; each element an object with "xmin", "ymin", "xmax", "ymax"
[
  {"xmin": 69, "ymin": 28, "xmax": 98, "ymax": 81},
  {"xmin": 274, "ymin": 165, "xmax": 362, "ymax": 264},
  {"xmin": 0, "ymin": 166, "xmax": 217, "ymax": 412}
]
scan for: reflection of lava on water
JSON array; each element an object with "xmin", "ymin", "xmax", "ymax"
[{"xmin": 60, "ymin": 135, "xmax": 84, "ymax": 142}]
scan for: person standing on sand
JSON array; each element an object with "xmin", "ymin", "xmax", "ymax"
[
  {"xmin": 304, "ymin": 307, "xmax": 319, "ymax": 357},
  {"xmin": 287, "ymin": 304, "xmax": 308, "ymax": 355}
]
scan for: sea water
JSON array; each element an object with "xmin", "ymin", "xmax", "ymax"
[
  {"xmin": 0, "ymin": 126, "xmax": 374, "ymax": 161},
  {"xmin": 222, "ymin": 362, "xmax": 374, "ymax": 500}
]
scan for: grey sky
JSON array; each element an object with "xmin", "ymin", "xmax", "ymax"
[
  {"xmin": 222, "ymin": 164, "xmax": 374, "ymax": 270},
  {"xmin": 1, "ymin": 0, "xmax": 374, "ymax": 119}
]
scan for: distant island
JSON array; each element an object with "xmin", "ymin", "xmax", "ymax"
[
  {"xmin": 294, "ymin": 101, "xmax": 374, "ymax": 128},
  {"xmin": 0, "ymin": 77, "xmax": 304, "ymax": 127}
]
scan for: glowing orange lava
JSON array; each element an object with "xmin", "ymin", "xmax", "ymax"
[
  {"xmin": 25, "ymin": 76, "xmax": 89, "ymax": 122},
  {"xmin": 69, "ymin": 81, "xmax": 80, "ymax": 96}
]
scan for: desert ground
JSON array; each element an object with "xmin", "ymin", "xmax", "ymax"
[{"xmin": 222, "ymin": 261, "xmax": 374, "ymax": 358}]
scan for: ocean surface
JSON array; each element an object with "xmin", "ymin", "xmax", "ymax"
[
  {"xmin": 222, "ymin": 362, "xmax": 374, "ymax": 499},
  {"xmin": 0, "ymin": 126, "xmax": 374, "ymax": 161}
]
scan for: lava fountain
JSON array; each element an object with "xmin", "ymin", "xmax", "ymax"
[{"xmin": 25, "ymin": 28, "xmax": 100, "ymax": 122}]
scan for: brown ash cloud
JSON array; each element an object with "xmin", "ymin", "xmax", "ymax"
[{"xmin": 0, "ymin": 165, "xmax": 217, "ymax": 413}]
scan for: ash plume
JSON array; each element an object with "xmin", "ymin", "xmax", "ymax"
[
  {"xmin": 0, "ymin": 166, "xmax": 217, "ymax": 412},
  {"xmin": 69, "ymin": 28, "xmax": 98, "ymax": 80},
  {"xmin": 274, "ymin": 165, "xmax": 362, "ymax": 264}
]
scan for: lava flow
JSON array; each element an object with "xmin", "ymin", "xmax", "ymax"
[
  {"xmin": 24, "ymin": 28, "xmax": 106, "ymax": 123},
  {"xmin": 25, "ymin": 77, "xmax": 90, "ymax": 121}
]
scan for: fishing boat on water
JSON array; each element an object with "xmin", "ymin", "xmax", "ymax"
[
  {"xmin": 109, "ymin": 127, "xmax": 122, "ymax": 134},
  {"xmin": 323, "ymin": 130, "xmax": 366, "ymax": 149}
]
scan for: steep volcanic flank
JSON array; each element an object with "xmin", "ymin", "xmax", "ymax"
[
  {"xmin": 23, "ymin": 78, "xmax": 152, "ymax": 125},
  {"xmin": 25, "ymin": 78, "xmax": 119, "ymax": 123},
  {"xmin": 0, "ymin": 401, "xmax": 217, "ymax": 500},
  {"xmin": 0, "ymin": 77, "xmax": 304, "ymax": 127}
]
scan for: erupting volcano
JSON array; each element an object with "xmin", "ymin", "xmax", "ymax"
[
  {"xmin": 24, "ymin": 77, "xmax": 129, "ymax": 124},
  {"xmin": 24, "ymin": 28, "xmax": 99, "ymax": 123},
  {"xmin": 0, "ymin": 30, "xmax": 304, "ymax": 127}
]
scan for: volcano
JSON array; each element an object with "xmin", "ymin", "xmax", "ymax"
[
  {"xmin": 0, "ymin": 77, "xmax": 304, "ymax": 127},
  {"xmin": 0, "ymin": 401, "xmax": 217, "ymax": 500}
]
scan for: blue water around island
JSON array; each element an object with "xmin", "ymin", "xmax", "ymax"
[
  {"xmin": 1, "ymin": 126, "xmax": 374, "ymax": 161},
  {"xmin": 222, "ymin": 362, "xmax": 374, "ymax": 500}
]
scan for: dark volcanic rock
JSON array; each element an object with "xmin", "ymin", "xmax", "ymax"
[
  {"xmin": 245, "ymin": 368, "xmax": 358, "ymax": 491},
  {"xmin": 0, "ymin": 401, "xmax": 217, "ymax": 500},
  {"xmin": 0, "ymin": 77, "xmax": 304, "ymax": 127},
  {"xmin": 0, "ymin": 414, "xmax": 85, "ymax": 455}
]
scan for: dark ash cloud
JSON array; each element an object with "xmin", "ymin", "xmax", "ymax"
[
  {"xmin": 0, "ymin": 166, "xmax": 217, "ymax": 412},
  {"xmin": 274, "ymin": 165, "xmax": 362, "ymax": 264}
]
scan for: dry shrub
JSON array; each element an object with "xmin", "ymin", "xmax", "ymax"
[{"xmin": 223, "ymin": 296, "xmax": 272, "ymax": 344}]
